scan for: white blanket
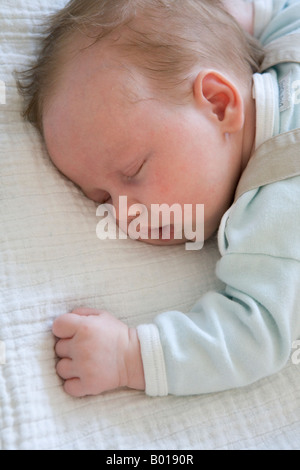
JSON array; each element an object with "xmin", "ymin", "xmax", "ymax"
[{"xmin": 0, "ymin": 0, "xmax": 299, "ymax": 450}]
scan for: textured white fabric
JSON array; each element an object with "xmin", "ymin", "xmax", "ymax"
[{"xmin": 0, "ymin": 0, "xmax": 299, "ymax": 450}]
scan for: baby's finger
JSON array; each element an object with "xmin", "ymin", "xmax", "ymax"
[
  {"xmin": 63, "ymin": 378, "xmax": 87, "ymax": 398},
  {"xmin": 72, "ymin": 307, "xmax": 107, "ymax": 317},
  {"xmin": 55, "ymin": 338, "xmax": 72, "ymax": 359},
  {"xmin": 52, "ymin": 313, "xmax": 82, "ymax": 339},
  {"xmin": 56, "ymin": 357, "xmax": 77, "ymax": 380}
]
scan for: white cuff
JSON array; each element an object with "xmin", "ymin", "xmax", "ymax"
[{"xmin": 137, "ymin": 324, "xmax": 168, "ymax": 397}]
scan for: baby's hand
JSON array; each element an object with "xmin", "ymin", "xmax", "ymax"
[{"xmin": 52, "ymin": 308, "xmax": 145, "ymax": 397}]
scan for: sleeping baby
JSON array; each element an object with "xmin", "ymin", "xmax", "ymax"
[{"xmin": 18, "ymin": 0, "xmax": 300, "ymax": 397}]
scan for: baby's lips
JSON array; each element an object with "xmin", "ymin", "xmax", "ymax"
[{"xmin": 139, "ymin": 225, "xmax": 175, "ymax": 240}]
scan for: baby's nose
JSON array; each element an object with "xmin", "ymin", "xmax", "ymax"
[{"xmin": 114, "ymin": 197, "xmax": 147, "ymax": 231}]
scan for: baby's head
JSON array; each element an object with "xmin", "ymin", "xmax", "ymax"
[{"xmin": 18, "ymin": 0, "xmax": 263, "ymax": 244}]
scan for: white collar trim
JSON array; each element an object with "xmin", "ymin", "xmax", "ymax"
[{"xmin": 252, "ymin": 72, "xmax": 277, "ymax": 149}]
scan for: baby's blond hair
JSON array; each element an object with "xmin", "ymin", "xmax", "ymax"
[{"xmin": 17, "ymin": 0, "xmax": 264, "ymax": 134}]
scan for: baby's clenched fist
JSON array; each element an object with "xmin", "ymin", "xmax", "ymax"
[{"xmin": 52, "ymin": 308, "xmax": 145, "ymax": 397}]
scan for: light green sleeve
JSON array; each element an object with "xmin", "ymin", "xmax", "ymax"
[{"xmin": 138, "ymin": 178, "xmax": 300, "ymax": 396}]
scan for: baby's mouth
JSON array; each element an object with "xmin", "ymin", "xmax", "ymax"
[{"xmin": 139, "ymin": 225, "xmax": 176, "ymax": 241}]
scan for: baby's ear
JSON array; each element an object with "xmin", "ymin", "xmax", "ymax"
[{"xmin": 193, "ymin": 70, "xmax": 244, "ymax": 134}]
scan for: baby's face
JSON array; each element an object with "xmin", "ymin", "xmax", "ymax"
[{"xmin": 43, "ymin": 43, "xmax": 248, "ymax": 245}]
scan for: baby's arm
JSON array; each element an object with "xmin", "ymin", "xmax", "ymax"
[
  {"xmin": 222, "ymin": 0, "xmax": 254, "ymax": 35},
  {"xmin": 53, "ymin": 308, "xmax": 145, "ymax": 397}
]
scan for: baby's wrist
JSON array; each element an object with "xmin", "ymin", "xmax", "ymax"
[{"xmin": 124, "ymin": 328, "xmax": 145, "ymax": 391}]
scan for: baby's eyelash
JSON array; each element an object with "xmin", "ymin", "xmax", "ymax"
[{"xmin": 126, "ymin": 161, "xmax": 145, "ymax": 180}]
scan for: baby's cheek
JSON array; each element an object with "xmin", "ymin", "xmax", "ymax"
[{"xmin": 152, "ymin": 175, "xmax": 178, "ymax": 204}]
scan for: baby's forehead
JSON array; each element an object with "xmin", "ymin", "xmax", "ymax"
[
  {"xmin": 57, "ymin": 35, "xmax": 147, "ymax": 105},
  {"xmin": 43, "ymin": 46, "xmax": 155, "ymax": 162}
]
